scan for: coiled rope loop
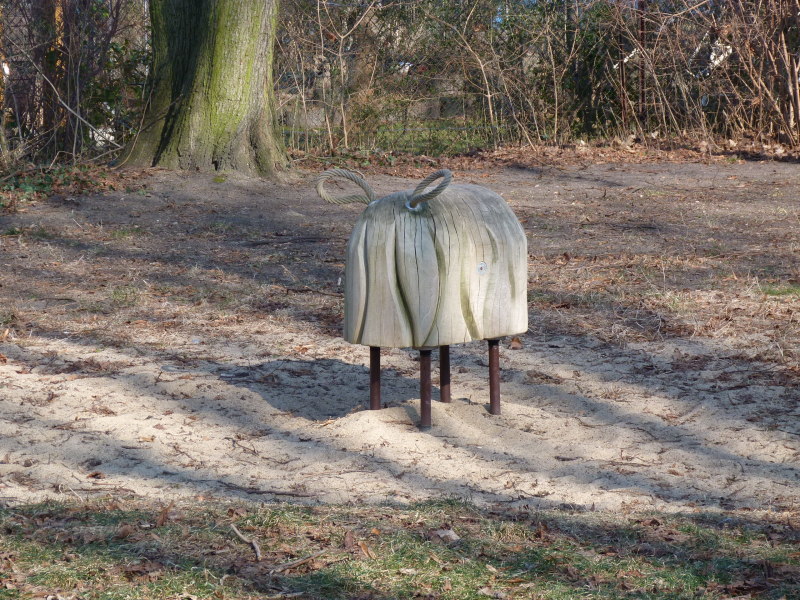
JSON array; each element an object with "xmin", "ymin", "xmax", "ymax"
[
  {"xmin": 315, "ymin": 168, "xmax": 376, "ymax": 205},
  {"xmin": 407, "ymin": 169, "xmax": 452, "ymax": 210}
]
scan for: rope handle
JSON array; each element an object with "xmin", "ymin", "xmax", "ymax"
[
  {"xmin": 407, "ymin": 169, "xmax": 453, "ymax": 210},
  {"xmin": 315, "ymin": 168, "xmax": 376, "ymax": 205}
]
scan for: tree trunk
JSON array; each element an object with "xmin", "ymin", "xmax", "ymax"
[
  {"xmin": 30, "ymin": 0, "xmax": 61, "ymax": 140},
  {"xmin": 125, "ymin": 0, "xmax": 285, "ymax": 176}
]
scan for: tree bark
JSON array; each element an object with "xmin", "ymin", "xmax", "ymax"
[
  {"xmin": 30, "ymin": 0, "xmax": 60, "ymax": 139},
  {"xmin": 124, "ymin": 0, "xmax": 285, "ymax": 176}
]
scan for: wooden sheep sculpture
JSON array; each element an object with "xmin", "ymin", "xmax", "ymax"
[{"xmin": 316, "ymin": 168, "xmax": 528, "ymax": 427}]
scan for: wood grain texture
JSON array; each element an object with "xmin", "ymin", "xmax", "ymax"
[{"xmin": 344, "ymin": 183, "xmax": 527, "ymax": 348}]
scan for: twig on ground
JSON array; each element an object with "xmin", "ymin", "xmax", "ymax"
[
  {"xmin": 230, "ymin": 523, "xmax": 262, "ymax": 561},
  {"xmin": 217, "ymin": 480, "xmax": 316, "ymax": 497},
  {"xmin": 59, "ymin": 484, "xmax": 85, "ymax": 503},
  {"xmin": 276, "ymin": 284, "xmax": 343, "ymax": 298},
  {"xmin": 573, "ymin": 416, "xmax": 600, "ymax": 428},
  {"xmin": 226, "ymin": 437, "xmax": 259, "ymax": 456},
  {"xmin": 271, "ymin": 550, "xmax": 328, "ymax": 574}
]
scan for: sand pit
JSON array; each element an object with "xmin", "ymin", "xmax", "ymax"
[{"xmin": 1, "ymin": 157, "xmax": 798, "ymax": 512}]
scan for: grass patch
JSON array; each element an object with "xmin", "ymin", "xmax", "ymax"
[
  {"xmin": 0, "ymin": 499, "xmax": 797, "ymax": 599},
  {"xmin": 28, "ymin": 226, "xmax": 55, "ymax": 240},
  {"xmin": 109, "ymin": 285, "xmax": 140, "ymax": 307},
  {"xmin": 0, "ymin": 226, "xmax": 53, "ymax": 239},
  {"xmin": 762, "ymin": 283, "xmax": 800, "ymax": 297},
  {"xmin": 207, "ymin": 221, "xmax": 237, "ymax": 234},
  {"xmin": 110, "ymin": 225, "xmax": 147, "ymax": 239}
]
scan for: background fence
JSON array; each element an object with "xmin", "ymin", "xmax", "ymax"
[{"xmin": 1, "ymin": 0, "xmax": 798, "ymax": 164}]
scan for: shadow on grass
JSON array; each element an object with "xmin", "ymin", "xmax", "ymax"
[{"xmin": 1, "ymin": 498, "xmax": 798, "ymax": 599}]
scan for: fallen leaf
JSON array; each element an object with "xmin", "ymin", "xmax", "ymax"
[
  {"xmin": 115, "ymin": 524, "xmax": 136, "ymax": 539},
  {"xmin": 430, "ymin": 528, "xmax": 460, "ymax": 543},
  {"xmin": 370, "ymin": 527, "xmax": 381, "ymax": 536},
  {"xmin": 631, "ymin": 542, "xmax": 656, "ymax": 556},
  {"xmin": 343, "ymin": 529, "xmax": 355, "ymax": 550},
  {"xmin": 533, "ymin": 523, "xmax": 548, "ymax": 539},
  {"xmin": 120, "ymin": 560, "xmax": 164, "ymax": 581},
  {"xmin": 227, "ymin": 506, "xmax": 248, "ymax": 518},
  {"xmin": 358, "ymin": 541, "xmax": 376, "ymax": 559},
  {"xmin": 509, "ymin": 337, "xmax": 523, "ymax": 350},
  {"xmin": 156, "ymin": 500, "xmax": 175, "ymax": 527},
  {"xmin": 81, "ymin": 531, "xmax": 104, "ymax": 544},
  {"xmin": 398, "ymin": 568, "xmax": 419, "ymax": 575},
  {"xmin": 478, "ymin": 587, "xmax": 507, "ymax": 599}
]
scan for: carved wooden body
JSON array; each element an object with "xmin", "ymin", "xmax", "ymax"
[{"xmin": 343, "ymin": 181, "xmax": 528, "ymax": 348}]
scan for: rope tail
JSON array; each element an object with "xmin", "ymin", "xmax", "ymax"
[
  {"xmin": 407, "ymin": 169, "xmax": 453, "ymax": 210},
  {"xmin": 315, "ymin": 168, "xmax": 376, "ymax": 205}
]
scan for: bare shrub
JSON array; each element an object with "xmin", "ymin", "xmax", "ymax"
[
  {"xmin": 275, "ymin": 0, "xmax": 800, "ymax": 155},
  {"xmin": 0, "ymin": 0, "xmax": 148, "ymax": 166}
]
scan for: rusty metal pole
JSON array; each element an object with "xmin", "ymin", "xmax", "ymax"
[
  {"xmin": 488, "ymin": 339, "xmax": 500, "ymax": 415},
  {"xmin": 420, "ymin": 349, "xmax": 432, "ymax": 428},
  {"xmin": 369, "ymin": 346, "xmax": 381, "ymax": 410},
  {"xmin": 439, "ymin": 345, "xmax": 451, "ymax": 403}
]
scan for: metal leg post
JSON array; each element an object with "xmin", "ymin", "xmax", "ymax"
[
  {"xmin": 488, "ymin": 339, "xmax": 501, "ymax": 415},
  {"xmin": 369, "ymin": 346, "xmax": 381, "ymax": 410},
  {"xmin": 420, "ymin": 349, "xmax": 432, "ymax": 428},
  {"xmin": 440, "ymin": 345, "xmax": 451, "ymax": 403}
]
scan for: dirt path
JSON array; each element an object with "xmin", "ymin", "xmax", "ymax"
[{"xmin": 1, "ymin": 158, "xmax": 798, "ymax": 513}]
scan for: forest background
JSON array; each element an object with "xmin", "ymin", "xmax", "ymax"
[{"xmin": 0, "ymin": 0, "xmax": 798, "ymax": 171}]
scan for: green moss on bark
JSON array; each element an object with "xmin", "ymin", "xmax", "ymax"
[{"xmin": 122, "ymin": 0, "xmax": 285, "ymax": 177}]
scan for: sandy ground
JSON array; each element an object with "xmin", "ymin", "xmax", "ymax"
[{"xmin": 1, "ymin": 155, "xmax": 798, "ymax": 513}]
